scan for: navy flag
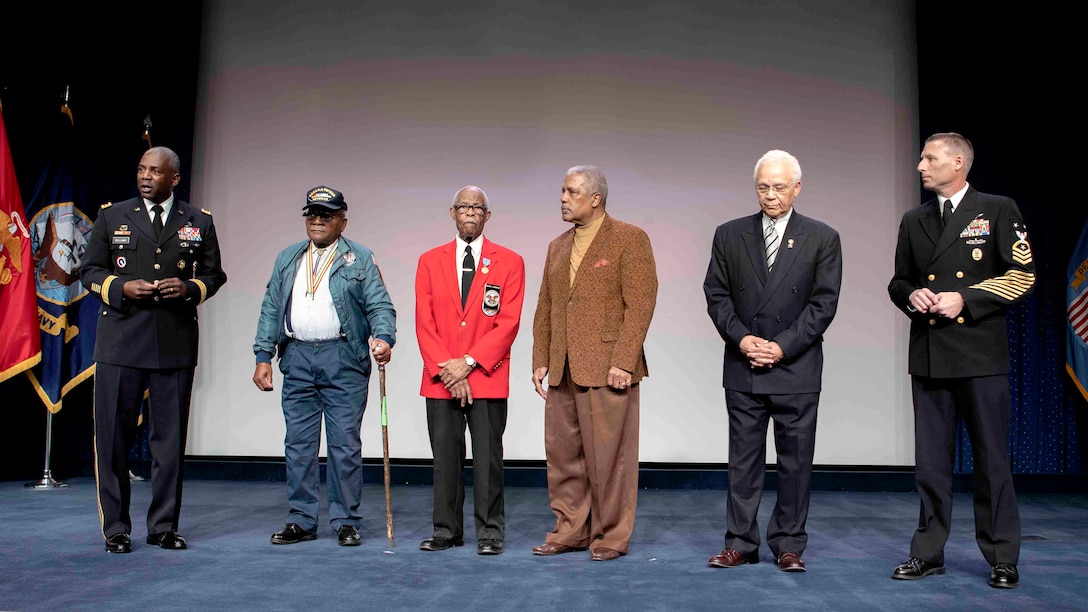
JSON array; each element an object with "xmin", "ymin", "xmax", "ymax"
[{"xmin": 24, "ymin": 117, "xmax": 100, "ymax": 412}]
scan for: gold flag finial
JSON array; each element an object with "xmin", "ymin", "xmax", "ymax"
[
  {"xmin": 60, "ymin": 85, "xmax": 74, "ymax": 126},
  {"xmin": 142, "ymin": 115, "xmax": 153, "ymax": 148}
]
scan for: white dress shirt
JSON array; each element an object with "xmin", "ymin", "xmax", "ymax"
[{"xmin": 288, "ymin": 240, "xmax": 342, "ymax": 341}]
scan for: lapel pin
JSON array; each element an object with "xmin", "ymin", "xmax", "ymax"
[{"xmin": 787, "ymin": 238, "xmax": 794, "ymax": 249}]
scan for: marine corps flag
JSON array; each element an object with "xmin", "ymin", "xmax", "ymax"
[
  {"xmin": 24, "ymin": 116, "xmax": 99, "ymax": 412},
  {"xmin": 1068, "ymin": 220, "xmax": 1088, "ymax": 402},
  {"xmin": 0, "ymin": 110, "xmax": 42, "ymax": 383}
]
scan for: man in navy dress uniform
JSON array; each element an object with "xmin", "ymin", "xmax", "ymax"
[{"xmin": 888, "ymin": 133, "xmax": 1034, "ymax": 589}]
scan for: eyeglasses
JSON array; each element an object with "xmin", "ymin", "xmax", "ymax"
[
  {"xmin": 303, "ymin": 210, "xmax": 345, "ymax": 221},
  {"xmin": 756, "ymin": 183, "xmax": 796, "ymax": 195},
  {"xmin": 454, "ymin": 204, "xmax": 488, "ymax": 215}
]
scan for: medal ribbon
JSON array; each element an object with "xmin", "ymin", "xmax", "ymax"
[{"xmin": 307, "ymin": 243, "xmax": 337, "ymax": 297}]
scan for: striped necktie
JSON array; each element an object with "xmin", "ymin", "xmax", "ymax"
[{"xmin": 765, "ymin": 220, "xmax": 780, "ymax": 270}]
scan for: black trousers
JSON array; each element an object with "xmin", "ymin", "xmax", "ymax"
[
  {"xmin": 724, "ymin": 389, "xmax": 819, "ymax": 558},
  {"xmin": 909, "ymin": 374, "xmax": 1020, "ymax": 565},
  {"xmin": 426, "ymin": 398, "xmax": 508, "ymax": 541},
  {"xmin": 94, "ymin": 363, "xmax": 194, "ymax": 539}
]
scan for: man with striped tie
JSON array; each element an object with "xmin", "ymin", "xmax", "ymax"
[{"xmin": 703, "ymin": 150, "xmax": 842, "ymax": 572}]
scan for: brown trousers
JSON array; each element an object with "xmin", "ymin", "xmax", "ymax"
[{"xmin": 543, "ymin": 364, "xmax": 640, "ymax": 553}]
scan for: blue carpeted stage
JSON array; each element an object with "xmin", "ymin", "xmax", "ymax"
[{"xmin": 2, "ymin": 478, "xmax": 1085, "ymax": 610}]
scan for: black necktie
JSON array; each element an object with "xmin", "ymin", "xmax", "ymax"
[
  {"xmin": 151, "ymin": 204, "xmax": 165, "ymax": 239},
  {"xmin": 941, "ymin": 200, "xmax": 953, "ymax": 228},
  {"xmin": 461, "ymin": 245, "xmax": 475, "ymax": 307}
]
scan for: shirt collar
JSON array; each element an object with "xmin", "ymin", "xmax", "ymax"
[
  {"xmin": 940, "ymin": 182, "xmax": 970, "ymax": 212},
  {"xmin": 456, "ymin": 234, "xmax": 484, "ymax": 260},
  {"xmin": 763, "ymin": 207, "xmax": 793, "ymax": 230},
  {"xmin": 310, "ymin": 238, "xmax": 339, "ymax": 255},
  {"xmin": 144, "ymin": 194, "xmax": 175, "ymax": 217}
]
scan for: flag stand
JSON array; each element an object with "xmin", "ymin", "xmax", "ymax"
[{"xmin": 25, "ymin": 412, "xmax": 68, "ymax": 489}]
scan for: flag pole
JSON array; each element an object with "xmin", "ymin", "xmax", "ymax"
[
  {"xmin": 25, "ymin": 86, "xmax": 74, "ymax": 490},
  {"xmin": 25, "ymin": 411, "xmax": 68, "ymax": 489}
]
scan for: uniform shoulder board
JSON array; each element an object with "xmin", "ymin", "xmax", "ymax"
[
  {"xmin": 100, "ymin": 202, "xmax": 113, "ymax": 209},
  {"xmin": 200, "ymin": 208, "xmax": 212, "ymax": 216}
]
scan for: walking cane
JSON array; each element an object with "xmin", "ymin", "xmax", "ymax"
[{"xmin": 379, "ymin": 364, "xmax": 395, "ymax": 547}]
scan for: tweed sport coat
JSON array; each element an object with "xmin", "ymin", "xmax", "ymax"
[{"xmin": 532, "ymin": 214, "xmax": 658, "ymax": 388}]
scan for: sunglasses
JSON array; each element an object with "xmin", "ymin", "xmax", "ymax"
[{"xmin": 303, "ymin": 210, "xmax": 345, "ymax": 221}]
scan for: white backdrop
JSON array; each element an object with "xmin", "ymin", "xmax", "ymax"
[{"xmin": 186, "ymin": 0, "xmax": 920, "ymax": 464}]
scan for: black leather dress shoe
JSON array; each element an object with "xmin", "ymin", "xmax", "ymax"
[
  {"xmin": 477, "ymin": 539, "xmax": 504, "ymax": 555},
  {"xmin": 337, "ymin": 525, "xmax": 361, "ymax": 547},
  {"xmin": 891, "ymin": 557, "xmax": 945, "ymax": 580},
  {"xmin": 270, "ymin": 523, "xmax": 317, "ymax": 545},
  {"xmin": 989, "ymin": 563, "xmax": 1020, "ymax": 589},
  {"xmin": 420, "ymin": 536, "xmax": 464, "ymax": 551},
  {"xmin": 146, "ymin": 531, "xmax": 187, "ymax": 550},
  {"xmin": 105, "ymin": 533, "xmax": 131, "ymax": 554}
]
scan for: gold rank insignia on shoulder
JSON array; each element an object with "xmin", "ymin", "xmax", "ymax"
[
  {"xmin": 100, "ymin": 202, "xmax": 113, "ymax": 209},
  {"xmin": 201, "ymin": 208, "xmax": 212, "ymax": 215}
]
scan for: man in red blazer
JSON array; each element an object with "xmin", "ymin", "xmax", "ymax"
[
  {"xmin": 531, "ymin": 165, "xmax": 658, "ymax": 561},
  {"xmin": 415, "ymin": 185, "xmax": 525, "ymax": 555}
]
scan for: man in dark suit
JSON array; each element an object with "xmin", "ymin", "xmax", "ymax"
[
  {"xmin": 415, "ymin": 185, "xmax": 525, "ymax": 555},
  {"xmin": 888, "ymin": 133, "xmax": 1034, "ymax": 589},
  {"xmin": 82, "ymin": 146, "xmax": 227, "ymax": 553},
  {"xmin": 531, "ymin": 165, "xmax": 658, "ymax": 561},
  {"xmin": 703, "ymin": 149, "xmax": 842, "ymax": 572}
]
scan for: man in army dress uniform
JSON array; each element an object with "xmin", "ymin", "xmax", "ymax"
[{"xmin": 82, "ymin": 146, "xmax": 227, "ymax": 553}]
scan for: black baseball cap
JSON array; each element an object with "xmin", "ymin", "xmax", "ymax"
[{"xmin": 303, "ymin": 185, "xmax": 348, "ymax": 211}]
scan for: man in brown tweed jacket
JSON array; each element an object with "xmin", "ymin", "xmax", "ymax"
[{"xmin": 530, "ymin": 165, "xmax": 658, "ymax": 561}]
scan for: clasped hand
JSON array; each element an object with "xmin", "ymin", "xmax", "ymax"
[
  {"xmin": 438, "ymin": 357, "xmax": 473, "ymax": 406},
  {"xmin": 123, "ymin": 278, "xmax": 188, "ymax": 300},
  {"xmin": 909, "ymin": 288, "xmax": 964, "ymax": 318},
  {"xmin": 739, "ymin": 335, "xmax": 783, "ymax": 368}
]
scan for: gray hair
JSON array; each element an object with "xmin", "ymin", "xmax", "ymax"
[
  {"xmin": 753, "ymin": 150, "xmax": 802, "ymax": 184},
  {"xmin": 452, "ymin": 185, "xmax": 489, "ymax": 208},
  {"xmin": 147, "ymin": 146, "xmax": 181, "ymax": 175},
  {"xmin": 566, "ymin": 165, "xmax": 608, "ymax": 206},
  {"xmin": 925, "ymin": 132, "xmax": 974, "ymax": 175}
]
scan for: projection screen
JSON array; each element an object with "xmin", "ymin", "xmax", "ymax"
[{"xmin": 188, "ymin": 0, "xmax": 920, "ymax": 464}]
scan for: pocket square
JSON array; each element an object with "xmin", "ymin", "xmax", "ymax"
[{"xmin": 594, "ymin": 259, "xmax": 610, "ymax": 268}]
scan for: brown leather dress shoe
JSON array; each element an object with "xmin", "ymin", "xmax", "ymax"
[
  {"xmin": 531, "ymin": 542, "xmax": 587, "ymax": 556},
  {"xmin": 776, "ymin": 552, "xmax": 806, "ymax": 572},
  {"xmin": 708, "ymin": 548, "xmax": 758, "ymax": 568},
  {"xmin": 591, "ymin": 547, "xmax": 622, "ymax": 561}
]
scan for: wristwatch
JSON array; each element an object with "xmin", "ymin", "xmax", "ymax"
[{"xmin": 464, "ymin": 355, "xmax": 476, "ymax": 368}]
